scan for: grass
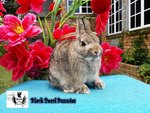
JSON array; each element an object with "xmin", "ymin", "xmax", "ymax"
[{"xmin": 0, "ymin": 66, "xmax": 19, "ymax": 94}]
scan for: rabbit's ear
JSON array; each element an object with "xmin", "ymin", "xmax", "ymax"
[
  {"xmin": 76, "ymin": 18, "xmax": 85, "ymax": 36},
  {"xmin": 76, "ymin": 18, "xmax": 91, "ymax": 38},
  {"xmin": 82, "ymin": 18, "xmax": 91, "ymax": 32}
]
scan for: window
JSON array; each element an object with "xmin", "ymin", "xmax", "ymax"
[
  {"xmin": 67, "ymin": 0, "xmax": 92, "ymax": 14},
  {"xmin": 129, "ymin": 0, "xmax": 150, "ymax": 31},
  {"xmin": 108, "ymin": 0, "xmax": 123, "ymax": 35}
]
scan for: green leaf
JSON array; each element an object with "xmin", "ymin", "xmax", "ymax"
[{"xmin": 50, "ymin": 0, "xmax": 62, "ymax": 32}]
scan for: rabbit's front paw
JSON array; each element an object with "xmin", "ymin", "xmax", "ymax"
[
  {"xmin": 63, "ymin": 85, "xmax": 74, "ymax": 93},
  {"xmin": 94, "ymin": 80, "xmax": 105, "ymax": 89},
  {"xmin": 75, "ymin": 84, "xmax": 90, "ymax": 94}
]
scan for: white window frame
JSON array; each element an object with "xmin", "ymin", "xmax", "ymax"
[
  {"xmin": 67, "ymin": 0, "xmax": 92, "ymax": 14},
  {"xmin": 129, "ymin": 0, "xmax": 150, "ymax": 31},
  {"xmin": 108, "ymin": 0, "xmax": 123, "ymax": 36}
]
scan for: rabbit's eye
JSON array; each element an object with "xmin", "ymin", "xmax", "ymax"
[{"xmin": 81, "ymin": 41, "xmax": 86, "ymax": 46}]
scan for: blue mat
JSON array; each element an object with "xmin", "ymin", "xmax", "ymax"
[{"xmin": 0, "ymin": 75, "xmax": 150, "ymax": 113}]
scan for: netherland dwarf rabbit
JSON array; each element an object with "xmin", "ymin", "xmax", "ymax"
[{"xmin": 48, "ymin": 18, "xmax": 104, "ymax": 94}]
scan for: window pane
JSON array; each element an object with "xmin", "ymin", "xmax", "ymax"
[
  {"xmin": 136, "ymin": 14, "xmax": 141, "ymax": 27},
  {"xmin": 112, "ymin": 15, "xmax": 114, "ymax": 23},
  {"xmin": 119, "ymin": 10, "xmax": 122, "ymax": 20},
  {"xmin": 116, "ymin": 22, "xmax": 119, "ymax": 32},
  {"xmin": 69, "ymin": 1, "xmax": 73, "ymax": 6},
  {"xmin": 88, "ymin": 8, "xmax": 92, "ymax": 13},
  {"xmin": 109, "ymin": 17, "xmax": 112, "ymax": 24},
  {"xmin": 109, "ymin": 0, "xmax": 122, "ymax": 34},
  {"xmin": 144, "ymin": 10, "xmax": 150, "ymax": 25},
  {"xmin": 112, "ymin": 24, "xmax": 114, "ymax": 33},
  {"xmin": 131, "ymin": 3, "xmax": 135, "ymax": 15},
  {"xmin": 120, "ymin": 0, "xmax": 122, "ymax": 9},
  {"xmin": 82, "ymin": 1, "xmax": 86, "ymax": 6},
  {"xmin": 82, "ymin": 7, "xmax": 87, "ymax": 13},
  {"xmin": 131, "ymin": 0, "xmax": 135, "ymax": 3},
  {"xmin": 112, "ymin": 4, "xmax": 114, "ymax": 13},
  {"xmin": 68, "ymin": 0, "xmax": 92, "ymax": 14},
  {"xmin": 88, "ymin": 1, "xmax": 91, "ymax": 6},
  {"xmin": 136, "ymin": 0, "xmax": 141, "ymax": 13},
  {"xmin": 116, "ymin": 12, "xmax": 119, "ymax": 21},
  {"xmin": 131, "ymin": 16, "xmax": 135, "ymax": 28},
  {"xmin": 144, "ymin": 0, "xmax": 150, "ymax": 10},
  {"xmin": 119, "ymin": 22, "xmax": 122, "ymax": 31},
  {"xmin": 109, "ymin": 26, "xmax": 111, "ymax": 34},
  {"xmin": 75, "ymin": 8, "xmax": 79, "ymax": 13},
  {"xmin": 112, "ymin": 0, "xmax": 114, "ymax": 4},
  {"xmin": 116, "ymin": 1, "xmax": 119, "ymax": 11}
]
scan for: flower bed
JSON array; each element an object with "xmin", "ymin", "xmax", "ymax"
[{"xmin": 112, "ymin": 62, "xmax": 141, "ymax": 80}]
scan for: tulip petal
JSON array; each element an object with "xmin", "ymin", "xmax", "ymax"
[
  {"xmin": 91, "ymin": 0, "xmax": 111, "ymax": 14},
  {"xmin": 96, "ymin": 9, "xmax": 110, "ymax": 36},
  {"xmin": 3, "ymin": 15, "xmax": 22, "ymax": 28},
  {"xmin": 8, "ymin": 35, "xmax": 26, "ymax": 46},
  {"xmin": 25, "ymin": 25, "xmax": 42, "ymax": 38},
  {"xmin": 17, "ymin": 0, "xmax": 30, "ymax": 5},
  {"xmin": 53, "ymin": 28, "xmax": 62, "ymax": 39},
  {"xmin": 0, "ymin": 3, "xmax": 6, "ymax": 12},
  {"xmin": 22, "ymin": 13, "xmax": 36, "ymax": 30},
  {"xmin": 16, "ymin": 6, "xmax": 31, "ymax": 14},
  {"xmin": 12, "ymin": 68, "xmax": 26, "ymax": 81},
  {"xmin": 0, "ymin": 52, "xmax": 17, "ymax": 70},
  {"xmin": 0, "ymin": 12, "xmax": 3, "ymax": 16},
  {"xmin": 17, "ymin": 53, "xmax": 33, "ymax": 71},
  {"xmin": 30, "ymin": 2, "xmax": 43, "ymax": 13}
]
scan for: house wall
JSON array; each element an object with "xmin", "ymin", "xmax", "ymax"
[
  {"xmin": 101, "ymin": 0, "xmax": 150, "ymax": 79},
  {"xmin": 106, "ymin": 29, "xmax": 150, "ymax": 53},
  {"xmin": 103, "ymin": 0, "xmax": 150, "ymax": 53}
]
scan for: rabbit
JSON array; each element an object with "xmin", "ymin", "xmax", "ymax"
[{"xmin": 48, "ymin": 18, "xmax": 105, "ymax": 94}]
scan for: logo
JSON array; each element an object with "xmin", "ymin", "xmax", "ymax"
[{"xmin": 6, "ymin": 91, "xmax": 28, "ymax": 108}]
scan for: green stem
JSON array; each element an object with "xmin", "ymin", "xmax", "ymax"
[
  {"xmin": 46, "ymin": 7, "xmax": 63, "ymax": 18},
  {"xmin": 46, "ymin": 11, "xmax": 54, "ymax": 18},
  {"xmin": 38, "ymin": 16, "xmax": 47, "ymax": 45}
]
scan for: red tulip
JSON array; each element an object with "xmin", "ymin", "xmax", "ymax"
[
  {"xmin": 100, "ymin": 42, "xmax": 123, "ymax": 74},
  {"xmin": 29, "ymin": 41, "xmax": 53, "ymax": 69},
  {"xmin": 0, "ymin": 13, "xmax": 42, "ymax": 46},
  {"xmin": 0, "ymin": 2, "xmax": 6, "ymax": 16},
  {"xmin": 96, "ymin": 7, "xmax": 110, "ymax": 35},
  {"xmin": 91, "ymin": 0, "xmax": 111, "ymax": 14},
  {"xmin": 0, "ymin": 43, "xmax": 33, "ymax": 81},
  {"xmin": 53, "ymin": 24, "xmax": 76, "ymax": 42}
]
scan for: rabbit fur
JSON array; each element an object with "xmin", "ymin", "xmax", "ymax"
[{"xmin": 48, "ymin": 18, "xmax": 105, "ymax": 94}]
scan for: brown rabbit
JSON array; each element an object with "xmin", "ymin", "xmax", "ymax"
[{"xmin": 48, "ymin": 18, "xmax": 105, "ymax": 94}]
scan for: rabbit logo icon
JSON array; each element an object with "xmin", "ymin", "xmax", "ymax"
[{"xmin": 6, "ymin": 91, "xmax": 28, "ymax": 108}]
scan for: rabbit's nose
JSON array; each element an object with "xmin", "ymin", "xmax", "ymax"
[{"xmin": 93, "ymin": 51, "xmax": 100, "ymax": 56}]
